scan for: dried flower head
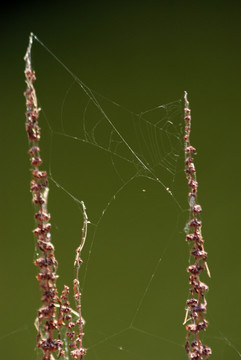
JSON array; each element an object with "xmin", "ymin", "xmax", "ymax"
[{"xmin": 183, "ymin": 91, "xmax": 211, "ymax": 359}]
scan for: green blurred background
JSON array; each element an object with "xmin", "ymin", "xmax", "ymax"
[{"xmin": 1, "ymin": 1, "xmax": 241, "ymax": 359}]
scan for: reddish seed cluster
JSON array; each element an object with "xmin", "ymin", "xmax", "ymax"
[
  {"xmin": 56, "ymin": 283, "xmax": 86, "ymax": 358},
  {"xmin": 24, "ymin": 33, "xmax": 86, "ymax": 360},
  {"xmin": 24, "ymin": 35, "xmax": 61, "ymax": 360},
  {"xmin": 183, "ymin": 92, "xmax": 211, "ymax": 359}
]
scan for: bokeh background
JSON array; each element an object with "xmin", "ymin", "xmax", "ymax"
[{"xmin": 1, "ymin": 1, "xmax": 241, "ymax": 359}]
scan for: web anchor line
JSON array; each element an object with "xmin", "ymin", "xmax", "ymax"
[{"xmin": 30, "ymin": 32, "xmax": 184, "ymax": 210}]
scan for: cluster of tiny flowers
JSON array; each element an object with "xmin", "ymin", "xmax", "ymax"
[
  {"xmin": 57, "ymin": 285, "xmax": 86, "ymax": 359},
  {"xmin": 24, "ymin": 33, "xmax": 86, "ymax": 360},
  {"xmin": 24, "ymin": 47, "xmax": 61, "ymax": 360},
  {"xmin": 183, "ymin": 92, "xmax": 211, "ymax": 360}
]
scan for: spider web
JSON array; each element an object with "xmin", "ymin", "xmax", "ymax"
[{"xmin": 24, "ymin": 35, "xmax": 241, "ymax": 360}]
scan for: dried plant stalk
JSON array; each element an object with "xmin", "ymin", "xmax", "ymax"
[
  {"xmin": 24, "ymin": 33, "xmax": 61, "ymax": 360},
  {"xmin": 183, "ymin": 92, "xmax": 211, "ymax": 359},
  {"xmin": 24, "ymin": 33, "xmax": 86, "ymax": 360}
]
